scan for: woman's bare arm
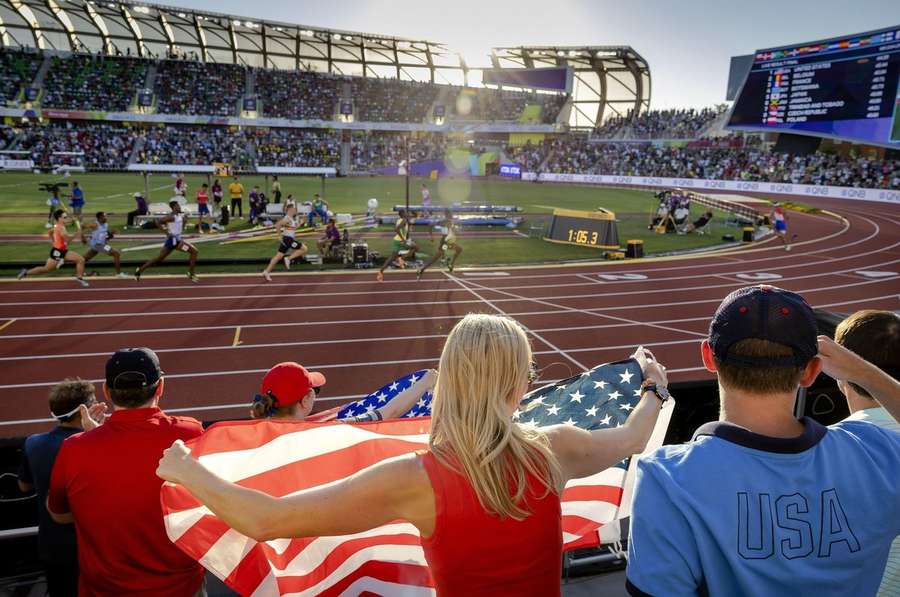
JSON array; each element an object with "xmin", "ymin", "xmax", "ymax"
[
  {"xmin": 158, "ymin": 442, "xmax": 434, "ymax": 541},
  {"xmin": 546, "ymin": 347, "xmax": 668, "ymax": 482}
]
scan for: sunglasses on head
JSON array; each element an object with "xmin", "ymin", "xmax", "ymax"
[{"xmin": 527, "ymin": 360, "xmax": 539, "ymax": 385}]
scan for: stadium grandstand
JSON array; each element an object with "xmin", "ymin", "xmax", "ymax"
[{"xmin": 0, "ymin": 2, "xmax": 899, "ymax": 596}]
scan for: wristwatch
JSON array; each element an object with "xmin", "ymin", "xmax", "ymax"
[{"xmin": 640, "ymin": 380, "xmax": 670, "ymax": 403}]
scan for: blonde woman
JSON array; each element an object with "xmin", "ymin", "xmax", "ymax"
[{"xmin": 158, "ymin": 314, "xmax": 667, "ymax": 595}]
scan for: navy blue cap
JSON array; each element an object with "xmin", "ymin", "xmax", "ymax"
[
  {"xmin": 709, "ymin": 286, "xmax": 818, "ymax": 367},
  {"xmin": 105, "ymin": 348, "xmax": 164, "ymax": 390}
]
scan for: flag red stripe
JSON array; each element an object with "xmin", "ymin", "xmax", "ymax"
[
  {"xmin": 171, "ymin": 514, "xmax": 232, "ymax": 564},
  {"xmin": 223, "ymin": 542, "xmax": 273, "ymax": 597},
  {"xmin": 561, "ymin": 484, "xmax": 623, "ymax": 504},
  {"xmin": 279, "ymin": 560, "xmax": 435, "ymax": 595},
  {"xmin": 189, "ymin": 418, "xmax": 431, "ymax": 457},
  {"xmin": 255, "ymin": 524, "xmax": 412, "ymax": 570}
]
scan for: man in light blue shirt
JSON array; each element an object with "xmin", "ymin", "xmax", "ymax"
[
  {"xmin": 834, "ymin": 310, "xmax": 900, "ymax": 596},
  {"xmin": 626, "ymin": 286, "xmax": 900, "ymax": 596}
]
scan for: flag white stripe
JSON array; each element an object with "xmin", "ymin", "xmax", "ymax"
[
  {"xmin": 271, "ymin": 524, "xmax": 420, "ymax": 576},
  {"xmin": 328, "ymin": 577, "xmax": 436, "ymax": 597},
  {"xmin": 279, "ymin": 544, "xmax": 428, "ymax": 596},
  {"xmin": 561, "ymin": 500, "xmax": 619, "ymax": 523},
  {"xmin": 200, "ymin": 528, "xmax": 256, "ymax": 581},
  {"xmin": 564, "ymin": 467, "xmax": 626, "ymax": 489},
  {"xmin": 196, "ymin": 426, "xmax": 429, "ymax": 481},
  {"xmin": 248, "ymin": 572, "xmax": 280, "ymax": 597},
  {"xmin": 165, "ymin": 505, "xmax": 211, "ymax": 542}
]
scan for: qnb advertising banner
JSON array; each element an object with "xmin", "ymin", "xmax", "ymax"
[
  {"xmin": 522, "ymin": 172, "xmax": 900, "ymax": 204},
  {"xmin": 0, "ymin": 158, "xmax": 34, "ymax": 170},
  {"xmin": 499, "ymin": 163, "xmax": 522, "ymax": 178}
]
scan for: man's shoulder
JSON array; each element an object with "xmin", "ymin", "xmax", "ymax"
[
  {"xmin": 636, "ymin": 436, "xmax": 725, "ymax": 484},
  {"xmin": 157, "ymin": 412, "xmax": 204, "ymax": 436},
  {"xmin": 828, "ymin": 419, "xmax": 900, "ymax": 447}
]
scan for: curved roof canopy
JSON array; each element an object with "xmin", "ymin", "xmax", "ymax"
[{"xmin": 0, "ymin": 0, "xmax": 651, "ymax": 128}]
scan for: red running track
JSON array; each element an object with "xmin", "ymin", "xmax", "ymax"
[{"xmin": 0, "ymin": 196, "xmax": 898, "ymax": 438}]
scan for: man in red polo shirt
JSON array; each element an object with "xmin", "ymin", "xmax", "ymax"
[{"xmin": 48, "ymin": 348, "xmax": 205, "ymax": 596}]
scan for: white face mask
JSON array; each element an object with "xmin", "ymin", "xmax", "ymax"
[{"xmin": 51, "ymin": 401, "xmax": 91, "ymax": 421}]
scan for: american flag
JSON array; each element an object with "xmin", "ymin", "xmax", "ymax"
[
  {"xmin": 160, "ymin": 359, "xmax": 670, "ymax": 596},
  {"xmin": 337, "ymin": 370, "xmax": 433, "ymax": 420}
]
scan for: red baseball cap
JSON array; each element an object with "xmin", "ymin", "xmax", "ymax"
[{"xmin": 259, "ymin": 362, "xmax": 326, "ymax": 407}]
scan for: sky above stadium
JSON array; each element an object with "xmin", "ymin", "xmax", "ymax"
[{"xmin": 164, "ymin": 0, "xmax": 899, "ymax": 110}]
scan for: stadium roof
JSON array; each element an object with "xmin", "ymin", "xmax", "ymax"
[{"xmin": 0, "ymin": 0, "xmax": 650, "ymax": 129}]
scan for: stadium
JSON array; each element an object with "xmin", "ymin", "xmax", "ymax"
[{"xmin": 0, "ymin": 0, "xmax": 898, "ymax": 595}]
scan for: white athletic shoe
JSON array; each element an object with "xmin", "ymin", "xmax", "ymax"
[
  {"xmin": 116, "ymin": 272, "xmax": 131, "ymax": 279},
  {"xmin": 283, "ymin": 257, "xmax": 291, "ymax": 270},
  {"xmin": 188, "ymin": 273, "xmax": 200, "ymax": 283},
  {"xmin": 785, "ymin": 245, "xmax": 791, "ymax": 252},
  {"xmin": 263, "ymin": 271, "xmax": 272, "ymax": 282},
  {"xmin": 16, "ymin": 268, "xmax": 27, "ymax": 280},
  {"xmin": 76, "ymin": 278, "xmax": 89, "ymax": 287}
]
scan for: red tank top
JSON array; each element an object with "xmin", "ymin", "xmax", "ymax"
[
  {"xmin": 52, "ymin": 224, "xmax": 67, "ymax": 250},
  {"xmin": 420, "ymin": 450, "xmax": 562, "ymax": 596}
]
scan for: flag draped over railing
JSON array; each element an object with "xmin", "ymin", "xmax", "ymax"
[{"xmin": 161, "ymin": 359, "xmax": 671, "ymax": 596}]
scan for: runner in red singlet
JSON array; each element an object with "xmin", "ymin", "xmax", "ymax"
[{"xmin": 17, "ymin": 209, "xmax": 89, "ymax": 287}]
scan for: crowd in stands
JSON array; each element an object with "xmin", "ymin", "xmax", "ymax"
[
  {"xmin": 155, "ymin": 60, "xmax": 246, "ymax": 116},
  {"xmin": 42, "ymin": 55, "xmax": 148, "ymax": 112},
  {"xmin": 522, "ymin": 135, "xmax": 900, "ymax": 189},
  {"xmin": 350, "ymin": 131, "xmax": 447, "ymax": 170},
  {"xmin": 452, "ymin": 88, "xmax": 565, "ymax": 123},
  {"xmin": 3, "ymin": 115, "xmax": 896, "ymax": 188},
  {"xmin": 137, "ymin": 125, "xmax": 253, "ymax": 169},
  {"xmin": 0, "ymin": 126, "xmax": 17, "ymax": 151},
  {"xmin": 505, "ymin": 139, "xmax": 550, "ymax": 171},
  {"xmin": 254, "ymin": 128, "xmax": 341, "ymax": 168},
  {"xmin": 17, "ymin": 121, "xmax": 135, "ymax": 169},
  {"xmin": 351, "ymin": 77, "xmax": 438, "ymax": 122},
  {"xmin": 0, "ymin": 48, "xmax": 41, "ymax": 101},
  {"xmin": 13, "ymin": 296, "xmax": 900, "ymax": 595},
  {"xmin": 255, "ymin": 69, "xmax": 340, "ymax": 120},
  {"xmin": 594, "ymin": 106, "xmax": 726, "ymax": 139}
]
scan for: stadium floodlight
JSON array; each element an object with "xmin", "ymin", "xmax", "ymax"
[
  {"xmin": 300, "ymin": 29, "xmax": 314, "ymax": 37},
  {"xmin": 345, "ymin": 35, "xmax": 352, "ymax": 41},
  {"xmin": 556, "ymin": 50, "xmax": 565, "ymax": 56},
  {"xmin": 177, "ymin": 12, "xmax": 186, "ymax": 18},
  {"xmin": 133, "ymin": 5, "xmax": 149, "ymax": 13},
  {"xmin": 333, "ymin": 33, "xmax": 342, "ymax": 40},
  {"xmin": 232, "ymin": 19, "xmax": 241, "ymax": 25}
]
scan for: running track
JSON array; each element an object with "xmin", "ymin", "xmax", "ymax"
[{"xmin": 0, "ymin": 196, "xmax": 897, "ymax": 438}]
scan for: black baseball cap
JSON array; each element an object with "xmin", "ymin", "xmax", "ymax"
[
  {"xmin": 709, "ymin": 285, "xmax": 818, "ymax": 367},
  {"xmin": 105, "ymin": 348, "xmax": 164, "ymax": 390}
]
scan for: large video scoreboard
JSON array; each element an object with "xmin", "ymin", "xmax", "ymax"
[{"xmin": 727, "ymin": 26, "xmax": 900, "ymax": 148}]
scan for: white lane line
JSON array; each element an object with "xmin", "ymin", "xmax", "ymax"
[
  {"xmin": 441, "ymin": 271, "xmax": 587, "ymax": 372},
  {"xmin": 0, "ymin": 251, "xmax": 900, "ymax": 319},
  {"xmin": 0, "ymin": 311, "xmax": 706, "ymax": 341},
  {"xmin": 0, "ymin": 345, "xmax": 618, "ymax": 390},
  {"xmin": 0, "ymin": 378, "xmax": 571, "ymax": 427},
  {"xmin": 454, "ymin": 274, "xmax": 710, "ymax": 339},
  {"xmin": 1, "ymin": 210, "xmax": 893, "ymax": 296},
  {"xmin": 4, "ymin": 257, "xmax": 900, "ymax": 324},
  {"xmin": 4, "ymin": 237, "xmax": 898, "ymax": 308}
]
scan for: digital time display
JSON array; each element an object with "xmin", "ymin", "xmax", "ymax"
[{"xmin": 544, "ymin": 209, "xmax": 619, "ymax": 249}]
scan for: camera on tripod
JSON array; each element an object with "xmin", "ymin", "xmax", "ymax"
[{"xmin": 39, "ymin": 182, "xmax": 69, "ymax": 194}]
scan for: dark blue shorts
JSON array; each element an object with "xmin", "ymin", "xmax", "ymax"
[
  {"xmin": 774, "ymin": 220, "xmax": 787, "ymax": 232},
  {"xmin": 198, "ymin": 203, "xmax": 210, "ymax": 215},
  {"xmin": 164, "ymin": 235, "xmax": 181, "ymax": 250}
]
